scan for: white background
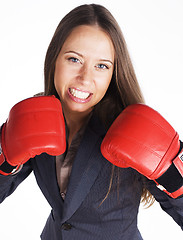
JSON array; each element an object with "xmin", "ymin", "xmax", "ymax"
[{"xmin": 0, "ymin": 0, "xmax": 183, "ymax": 239}]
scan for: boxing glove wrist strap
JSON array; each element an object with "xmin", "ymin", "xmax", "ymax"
[{"xmin": 155, "ymin": 145, "xmax": 183, "ymax": 198}]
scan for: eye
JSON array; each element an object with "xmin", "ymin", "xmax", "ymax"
[
  {"xmin": 68, "ymin": 57, "xmax": 80, "ymax": 63},
  {"xmin": 96, "ymin": 64, "xmax": 109, "ymax": 70}
]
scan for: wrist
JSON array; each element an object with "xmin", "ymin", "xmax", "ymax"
[
  {"xmin": 0, "ymin": 124, "xmax": 19, "ymax": 175},
  {"xmin": 0, "ymin": 145, "xmax": 19, "ymax": 176}
]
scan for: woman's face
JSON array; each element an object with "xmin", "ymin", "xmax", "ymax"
[{"xmin": 54, "ymin": 25, "xmax": 114, "ymax": 118}]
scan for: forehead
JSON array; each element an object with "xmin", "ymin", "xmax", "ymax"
[{"xmin": 61, "ymin": 25, "xmax": 114, "ymax": 59}]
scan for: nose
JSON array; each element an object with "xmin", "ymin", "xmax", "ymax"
[{"xmin": 78, "ymin": 63, "xmax": 93, "ymax": 85}]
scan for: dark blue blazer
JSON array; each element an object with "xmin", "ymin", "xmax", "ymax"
[{"xmin": 0, "ymin": 114, "xmax": 183, "ymax": 239}]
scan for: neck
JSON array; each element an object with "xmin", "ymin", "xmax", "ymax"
[{"xmin": 63, "ymin": 109, "xmax": 92, "ymax": 147}]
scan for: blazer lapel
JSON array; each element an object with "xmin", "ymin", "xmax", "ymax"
[{"xmin": 62, "ymin": 115, "xmax": 106, "ymax": 222}]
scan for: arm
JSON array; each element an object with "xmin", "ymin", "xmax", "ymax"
[
  {"xmin": 0, "ymin": 96, "xmax": 66, "ymax": 201},
  {"xmin": 146, "ymin": 178, "xmax": 183, "ymax": 230},
  {"xmin": 0, "ymin": 161, "xmax": 32, "ymax": 203},
  {"xmin": 101, "ymin": 103, "xmax": 183, "ymax": 228}
]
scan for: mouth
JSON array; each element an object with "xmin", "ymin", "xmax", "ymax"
[
  {"xmin": 69, "ymin": 88, "xmax": 91, "ymax": 99},
  {"xmin": 68, "ymin": 88, "xmax": 93, "ymax": 103}
]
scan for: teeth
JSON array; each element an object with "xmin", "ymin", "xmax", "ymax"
[{"xmin": 70, "ymin": 88, "xmax": 90, "ymax": 99}]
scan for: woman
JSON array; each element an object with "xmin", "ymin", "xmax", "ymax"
[{"xmin": 0, "ymin": 4, "xmax": 183, "ymax": 239}]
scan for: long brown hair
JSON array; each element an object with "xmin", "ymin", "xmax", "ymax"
[{"xmin": 44, "ymin": 4, "xmax": 154, "ymax": 206}]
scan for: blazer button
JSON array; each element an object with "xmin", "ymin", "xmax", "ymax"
[{"xmin": 61, "ymin": 223, "xmax": 72, "ymax": 230}]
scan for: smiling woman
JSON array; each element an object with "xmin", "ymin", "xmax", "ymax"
[
  {"xmin": 0, "ymin": 3, "xmax": 183, "ymax": 240},
  {"xmin": 54, "ymin": 25, "xmax": 114, "ymax": 139}
]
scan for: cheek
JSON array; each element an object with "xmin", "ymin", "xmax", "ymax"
[
  {"xmin": 54, "ymin": 64, "xmax": 68, "ymax": 93},
  {"xmin": 101, "ymin": 73, "xmax": 113, "ymax": 91},
  {"xmin": 96, "ymin": 75, "xmax": 112, "ymax": 98},
  {"xmin": 54, "ymin": 71, "xmax": 61, "ymax": 94}
]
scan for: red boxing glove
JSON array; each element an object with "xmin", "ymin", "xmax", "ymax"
[
  {"xmin": 101, "ymin": 104, "xmax": 183, "ymax": 198},
  {"xmin": 0, "ymin": 96, "xmax": 66, "ymax": 175}
]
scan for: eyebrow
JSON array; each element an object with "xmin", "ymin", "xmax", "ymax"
[
  {"xmin": 64, "ymin": 50, "xmax": 114, "ymax": 65},
  {"xmin": 99, "ymin": 59, "xmax": 114, "ymax": 65},
  {"xmin": 64, "ymin": 50, "xmax": 83, "ymax": 58}
]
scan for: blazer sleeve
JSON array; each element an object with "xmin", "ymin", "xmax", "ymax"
[
  {"xmin": 0, "ymin": 161, "xmax": 32, "ymax": 203},
  {"xmin": 147, "ymin": 179, "xmax": 183, "ymax": 230}
]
